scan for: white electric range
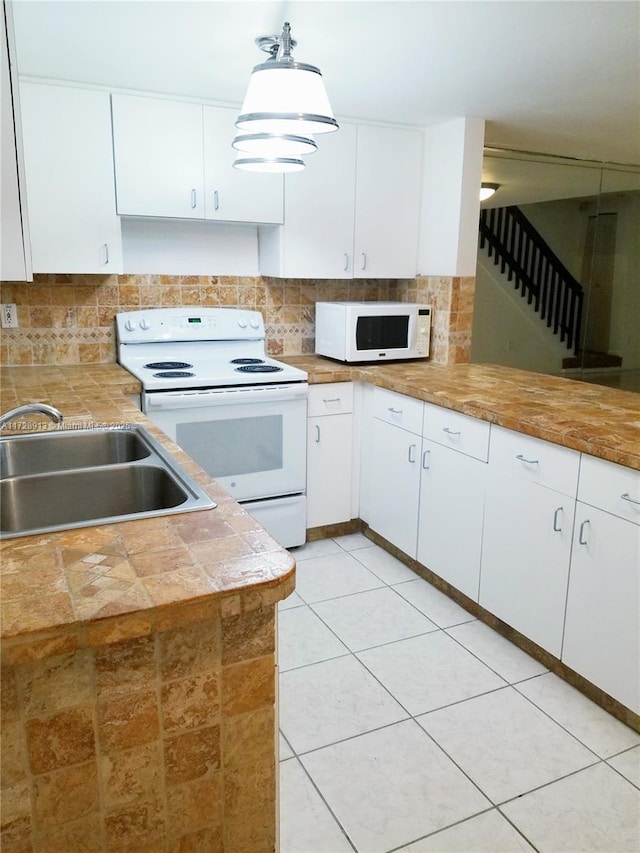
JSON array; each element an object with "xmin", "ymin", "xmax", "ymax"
[{"xmin": 117, "ymin": 307, "xmax": 308, "ymax": 547}]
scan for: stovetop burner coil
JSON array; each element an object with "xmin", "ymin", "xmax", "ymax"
[
  {"xmin": 145, "ymin": 361, "xmax": 193, "ymax": 370},
  {"xmin": 235, "ymin": 364, "xmax": 283, "ymax": 373},
  {"xmin": 153, "ymin": 371, "xmax": 195, "ymax": 378},
  {"xmin": 230, "ymin": 358, "xmax": 265, "ymax": 365}
]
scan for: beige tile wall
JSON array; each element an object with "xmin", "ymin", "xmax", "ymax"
[
  {"xmin": 0, "ymin": 274, "xmax": 475, "ymax": 366},
  {"xmin": 1, "ymin": 605, "xmax": 278, "ymax": 852}
]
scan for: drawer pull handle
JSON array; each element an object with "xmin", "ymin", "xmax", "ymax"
[
  {"xmin": 578, "ymin": 519, "xmax": 590, "ymax": 546},
  {"xmin": 443, "ymin": 427, "xmax": 461, "ymax": 436},
  {"xmin": 422, "ymin": 449, "xmax": 431, "ymax": 470},
  {"xmin": 388, "ymin": 407, "xmax": 403, "ymax": 415},
  {"xmin": 553, "ymin": 507, "xmax": 563, "ymax": 533},
  {"xmin": 214, "ymin": 190, "xmax": 220, "ymax": 211},
  {"xmin": 408, "ymin": 443, "xmax": 416, "ymax": 463},
  {"xmin": 344, "ymin": 253, "xmax": 349, "ymax": 271},
  {"xmin": 315, "ymin": 425, "xmax": 320, "ymax": 443},
  {"xmin": 361, "ymin": 252, "xmax": 367, "ymax": 270},
  {"xmin": 621, "ymin": 493, "xmax": 640, "ymax": 506},
  {"xmin": 323, "ymin": 398, "xmax": 341, "ymax": 404},
  {"xmin": 516, "ymin": 454, "xmax": 539, "ymax": 465},
  {"xmin": 190, "ymin": 188, "xmax": 197, "ymax": 208}
]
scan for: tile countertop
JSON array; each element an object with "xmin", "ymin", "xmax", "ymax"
[
  {"xmin": 283, "ymin": 356, "xmax": 640, "ymax": 471},
  {"xmin": 0, "ymin": 364, "xmax": 295, "ymax": 660}
]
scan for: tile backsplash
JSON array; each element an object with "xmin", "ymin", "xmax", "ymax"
[{"xmin": 0, "ymin": 274, "xmax": 475, "ymax": 366}]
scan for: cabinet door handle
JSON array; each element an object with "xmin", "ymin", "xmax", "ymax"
[
  {"xmin": 388, "ymin": 407, "xmax": 403, "ymax": 415},
  {"xmin": 323, "ymin": 398, "xmax": 341, "ymax": 404},
  {"xmin": 408, "ymin": 443, "xmax": 417, "ymax": 463},
  {"xmin": 315, "ymin": 424, "xmax": 320, "ymax": 443},
  {"xmin": 102, "ymin": 243, "xmax": 109, "ymax": 265},
  {"xmin": 516, "ymin": 454, "xmax": 539, "ymax": 465},
  {"xmin": 578, "ymin": 519, "xmax": 590, "ymax": 546},
  {"xmin": 621, "ymin": 492, "xmax": 640, "ymax": 506},
  {"xmin": 422, "ymin": 449, "xmax": 431, "ymax": 470},
  {"xmin": 443, "ymin": 427, "xmax": 461, "ymax": 436},
  {"xmin": 213, "ymin": 190, "xmax": 220, "ymax": 211},
  {"xmin": 361, "ymin": 252, "xmax": 367, "ymax": 270},
  {"xmin": 553, "ymin": 506, "xmax": 563, "ymax": 532},
  {"xmin": 343, "ymin": 253, "xmax": 350, "ymax": 271},
  {"xmin": 190, "ymin": 189, "xmax": 197, "ymax": 209}
]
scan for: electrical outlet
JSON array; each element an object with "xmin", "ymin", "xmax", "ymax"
[{"xmin": 1, "ymin": 303, "xmax": 18, "ymax": 328}]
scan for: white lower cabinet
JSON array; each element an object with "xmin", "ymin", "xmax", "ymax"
[
  {"xmin": 306, "ymin": 383, "xmax": 354, "ymax": 529},
  {"xmin": 479, "ymin": 427, "xmax": 580, "ymax": 657},
  {"xmin": 417, "ymin": 403, "xmax": 490, "ymax": 600},
  {"xmin": 367, "ymin": 412, "xmax": 422, "ymax": 558},
  {"xmin": 417, "ymin": 441, "xmax": 487, "ymax": 600},
  {"xmin": 562, "ymin": 456, "xmax": 640, "ymax": 713}
]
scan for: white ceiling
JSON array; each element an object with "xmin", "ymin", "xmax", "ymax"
[{"xmin": 10, "ymin": 0, "xmax": 640, "ymax": 169}]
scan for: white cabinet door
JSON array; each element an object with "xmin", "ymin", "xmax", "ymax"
[
  {"xmin": 20, "ymin": 82, "xmax": 122, "ymax": 273},
  {"xmin": 259, "ymin": 122, "xmax": 357, "ymax": 278},
  {"xmin": 367, "ymin": 417, "xmax": 421, "ymax": 557},
  {"xmin": 353, "ymin": 124, "xmax": 422, "ymax": 279},
  {"xmin": 479, "ymin": 474, "xmax": 575, "ymax": 657},
  {"xmin": 417, "ymin": 440, "xmax": 487, "ymax": 600},
  {"xmin": 258, "ymin": 122, "xmax": 422, "ymax": 279},
  {"xmin": 562, "ymin": 506, "xmax": 639, "ymax": 714},
  {"xmin": 202, "ymin": 106, "xmax": 283, "ymax": 224},
  {"xmin": 111, "ymin": 93, "xmax": 205, "ymax": 219},
  {"xmin": 307, "ymin": 414, "xmax": 353, "ymax": 528},
  {"xmin": 1, "ymin": 9, "xmax": 30, "ymax": 281}
]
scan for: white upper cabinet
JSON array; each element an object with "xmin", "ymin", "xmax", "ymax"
[
  {"xmin": 202, "ymin": 106, "xmax": 283, "ymax": 223},
  {"xmin": 112, "ymin": 94, "xmax": 204, "ymax": 219},
  {"xmin": 1, "ymin": 7, "xmax": 31, "ymax": 281},
  {"xmin": 20, "ymin": 82, "xmax": 122, "ymax": 274},
  {"xmin": 259, "ymin": 123, "xmax": 357, "ymax": 279},
  {"xmin": 353, "ymin": 124, "xmax": 422, "ymax": 278},
  {"xmin": 259, "ymin": 122, "xmax": 422, "ymax": 279},
  {"xmin": 111, "ymin": 94, "xmax": 283, "ymax": 224}
]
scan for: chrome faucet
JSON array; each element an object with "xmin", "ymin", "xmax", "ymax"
[{"xmin": 0, "ymin": 403, "xmax": 64, "ymax": 430}]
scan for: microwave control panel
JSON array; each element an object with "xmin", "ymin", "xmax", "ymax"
[{"xmin": 416, "ymin": 307, "xmax": 431, "ymax": 356}]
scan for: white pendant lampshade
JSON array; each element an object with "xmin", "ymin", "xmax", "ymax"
[
  {"xmin": 232, "ymin": 132, "xmax": 318, "ymax": 158},
  {"xmin": 235, "ymin": 22, "xmax": 338, "ymax": 138},
  {"xmin": 233, "ymin": 155, "xmax": 305, "ymax": 173}
]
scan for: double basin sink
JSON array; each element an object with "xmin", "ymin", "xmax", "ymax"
[{"xmin": 0, "ymin": 425, "xmax": 216, "ymax": 539}]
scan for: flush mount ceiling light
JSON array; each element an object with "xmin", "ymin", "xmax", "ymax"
[
  {"xmin": 480, "ymin": 182, "xmax": 500, "ymax": 201},
  {"xmin": 233, "ymin": 21, "xmax": 338, "ymax": 173}
]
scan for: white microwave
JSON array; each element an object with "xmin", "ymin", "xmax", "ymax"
[{"xmin": 315, "ymin": 301, "xmax": 431, "ymax": 363}]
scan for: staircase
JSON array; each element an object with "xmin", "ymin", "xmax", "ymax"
[{"xmin": 479, "ymin": 205, "xmax": 584, "ymax": 355}]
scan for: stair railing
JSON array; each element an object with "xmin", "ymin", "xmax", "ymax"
[{"xmin": 479, "ymin": 205, "xmax": 583, "ymax": 354}]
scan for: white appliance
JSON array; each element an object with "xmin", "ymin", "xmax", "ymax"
[
  {"xmin": 116, "ymin": 307, "xmax": 308, "ymax": 548},
  {"xmin": 315, "ymin": 301, "xmax": 431, "ymax": 363}
]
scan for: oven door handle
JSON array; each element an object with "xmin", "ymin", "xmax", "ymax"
[{"xmin": 145, "ymin": 384, "xmax": 309, "ymax": 409}]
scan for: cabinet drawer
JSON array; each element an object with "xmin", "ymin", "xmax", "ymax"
[
  {"xmin": 372, "ymin": 387, "xmax": 423, "ymax": 435},
  {"xmin": 489, "ymin": 425, "xmax": 580, "ymax": 496},
  {"xmin": 423, "ymin": 403, "xmax": 490, "ymax": 462},
  {"xmin": 578, "ymin": 454, "xmax": 640, "ymax": 525},
  {"xmin": 308, "ymin": 382, "xmax": 354, "ymax": 416}
]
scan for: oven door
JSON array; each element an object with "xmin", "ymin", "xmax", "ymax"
[{"xmin": 143, "ymin": 383, "xmax": 308, "ymax": 502}]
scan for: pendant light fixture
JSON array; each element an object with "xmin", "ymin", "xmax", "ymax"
[{"xmin": 233, "ymin": 21, "xmax": 338, "ymax": 173}]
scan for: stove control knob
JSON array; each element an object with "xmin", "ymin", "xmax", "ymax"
[
  {"xmin": 237, "ymin": 316, "xmax": 248, "ymax": 328},
  {"xmin": 250, "ymin": 318, "xmax": 260, "ymax": 329},
  {"xmin": 139, "ymin": 318, "xmax": 151, "ymax": 331},
  {"xmin": 124, "ymin": 319, "xmax": 137, "ymax": 332}
]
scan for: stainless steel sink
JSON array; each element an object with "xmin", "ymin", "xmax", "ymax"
[
  {"xmin": 0, "ymin": 426, "xmax": 216, "ymax": 538},
  {"xmin": 0, "ymin": 429, "xmax": 151, "ymax": 478}
]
